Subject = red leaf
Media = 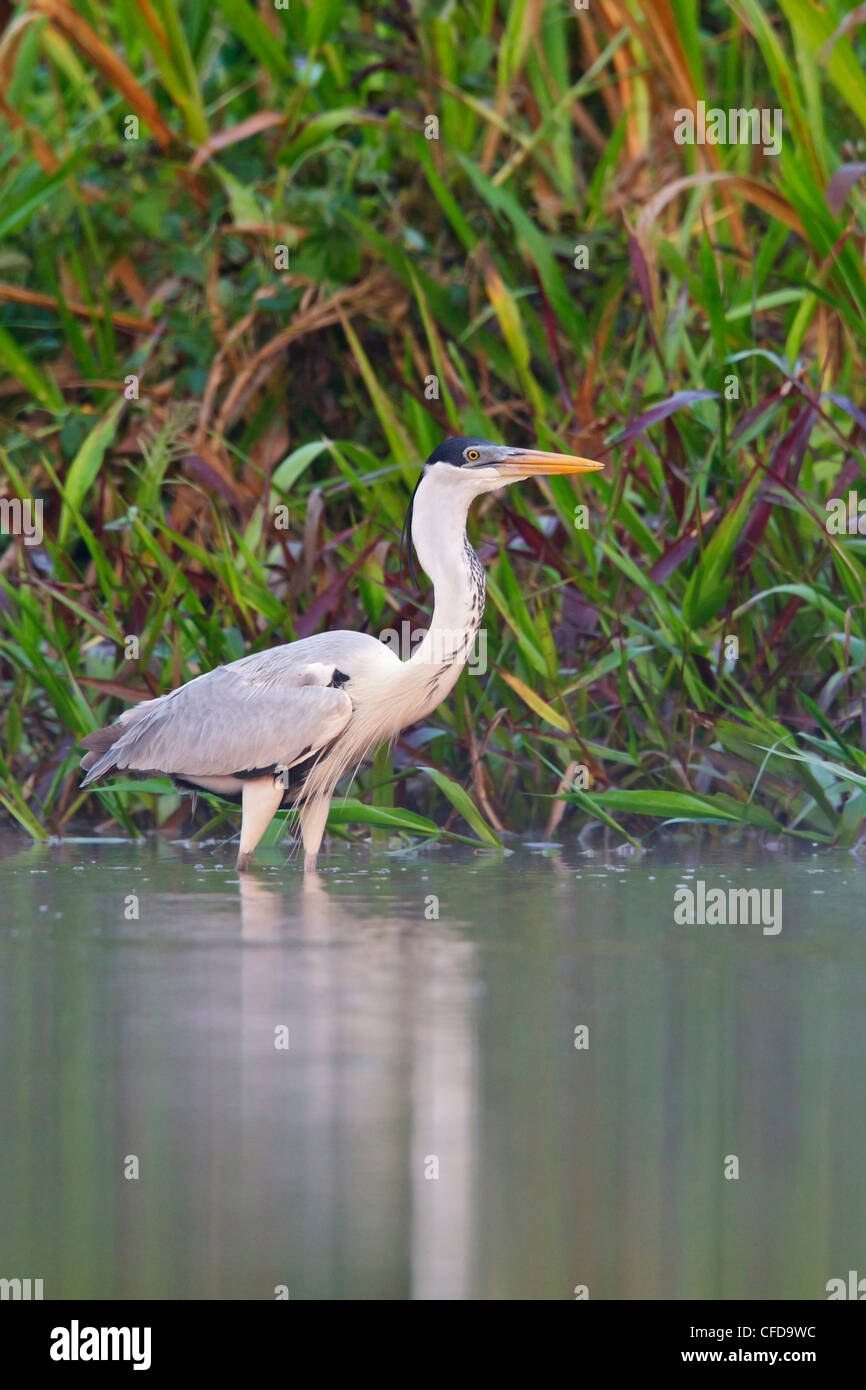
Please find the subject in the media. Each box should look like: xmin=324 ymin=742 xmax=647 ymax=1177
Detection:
xmin=616 ymin=390 xmax=718 ymax=446
xmin=190 ymin=112 xmax=286 ymax=171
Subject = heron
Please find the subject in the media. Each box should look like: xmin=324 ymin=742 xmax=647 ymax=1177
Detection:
xmin=80 ymin=437 xmax=603 ymax=871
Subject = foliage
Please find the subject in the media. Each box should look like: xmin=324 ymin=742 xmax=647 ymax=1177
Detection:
xmin=1 ymin=0 xmax=866 ymax=852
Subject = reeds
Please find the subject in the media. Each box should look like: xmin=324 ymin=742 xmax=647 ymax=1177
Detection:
xmin=1 ymin=1 xmax=865 ymax=850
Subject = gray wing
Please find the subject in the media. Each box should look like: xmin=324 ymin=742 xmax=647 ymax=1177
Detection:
xmin=80 ymin=659 xmax=352 ymax=784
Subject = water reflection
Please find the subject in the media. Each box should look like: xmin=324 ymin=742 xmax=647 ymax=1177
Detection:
xmin=0 ymin=834 xmax=863 ymax=1299
xmin=236 ymin=868 xmax=480 ymax=1299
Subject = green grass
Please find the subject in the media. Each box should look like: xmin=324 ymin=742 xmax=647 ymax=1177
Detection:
xmin=1 ymin=0 xmax=866 ymax=853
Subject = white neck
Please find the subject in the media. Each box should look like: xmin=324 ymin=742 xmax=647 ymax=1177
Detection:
xmin=400 ymin=469 xmax=486 ymax=715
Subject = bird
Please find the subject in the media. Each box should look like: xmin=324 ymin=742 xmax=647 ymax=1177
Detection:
xmin=80 ymin=437 xmax=603 ymax=872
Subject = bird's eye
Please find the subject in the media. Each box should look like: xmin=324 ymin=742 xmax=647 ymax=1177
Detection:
xmin=465 ymin=449 xmax=480 ymax=461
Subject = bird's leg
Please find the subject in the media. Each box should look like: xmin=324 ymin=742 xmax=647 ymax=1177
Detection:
xmin=237 ymin=776 xmax=285 ymax=872
xmin=299 ymin=796 xmax=331 ymax=873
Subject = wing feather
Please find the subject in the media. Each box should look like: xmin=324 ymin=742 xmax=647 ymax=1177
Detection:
xmin=80 ymin=661 xmax=352 ymax=784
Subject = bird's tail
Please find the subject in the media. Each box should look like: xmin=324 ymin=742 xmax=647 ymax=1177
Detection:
xmin=79 ymin=724 xmax=127 ymax=785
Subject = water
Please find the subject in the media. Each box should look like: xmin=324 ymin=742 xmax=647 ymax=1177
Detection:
xmin=0 ymin=831 xmax=863 ymax=1300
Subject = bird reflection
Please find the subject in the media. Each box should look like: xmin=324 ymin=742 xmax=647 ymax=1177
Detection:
xmin=234 ymin=861 xmax=479 ymax=1299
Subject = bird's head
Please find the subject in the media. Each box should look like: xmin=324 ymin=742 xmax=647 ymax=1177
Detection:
xmin=421 ymin=435 xmax=603 ymax=490
xmin=402 ymin=435 xmax=604 ymax=581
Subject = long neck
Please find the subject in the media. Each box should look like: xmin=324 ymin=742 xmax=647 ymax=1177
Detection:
xmin=401 ymin=475 xmax=486 ymax=715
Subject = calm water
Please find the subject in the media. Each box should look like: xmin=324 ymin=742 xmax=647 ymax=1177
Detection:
xmin=0 ymin=830 xmax=863 ymax=1300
